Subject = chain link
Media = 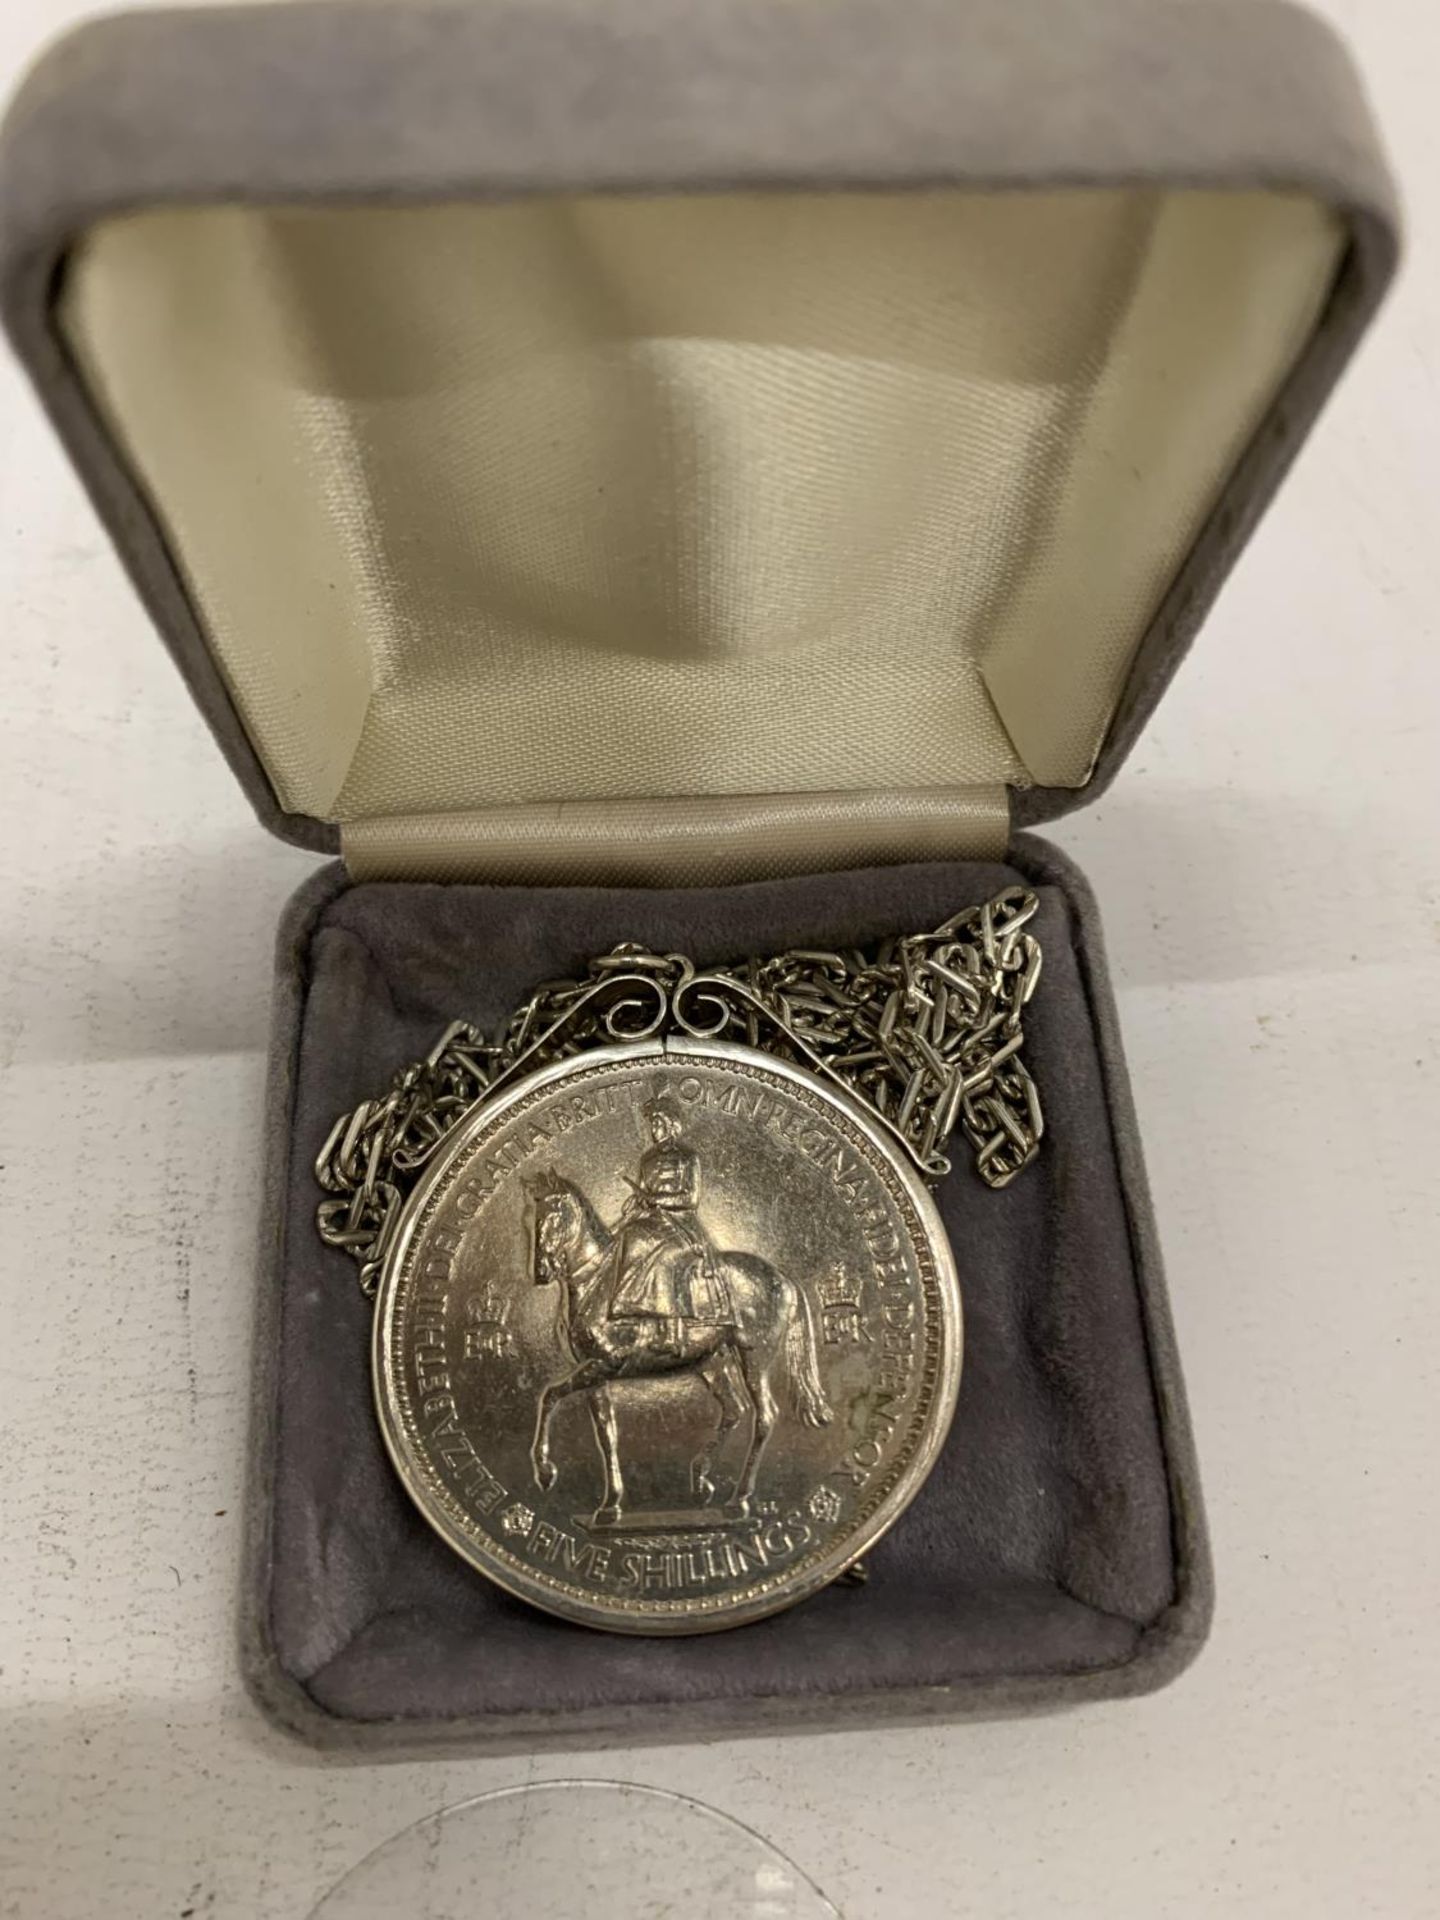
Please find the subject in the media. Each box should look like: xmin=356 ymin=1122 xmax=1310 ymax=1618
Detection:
xmin=316 ymin=887 xmax=1044 ymax=1295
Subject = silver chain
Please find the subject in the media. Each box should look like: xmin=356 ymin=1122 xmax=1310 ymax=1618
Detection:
xmin=316 ymin=887 xmax=1044 ymax=1296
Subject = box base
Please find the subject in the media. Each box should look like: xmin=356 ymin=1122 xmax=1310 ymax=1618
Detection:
xmin=243 ymin=836 xmax=1209 ymax=1750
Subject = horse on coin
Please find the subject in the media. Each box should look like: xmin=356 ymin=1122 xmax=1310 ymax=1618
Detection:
xmin=523 ymin=1168 xmax=832 ymax=1524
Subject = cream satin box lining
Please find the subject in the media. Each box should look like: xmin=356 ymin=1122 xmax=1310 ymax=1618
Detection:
xmin=57 ymin=186 xmax=1342 ymax=880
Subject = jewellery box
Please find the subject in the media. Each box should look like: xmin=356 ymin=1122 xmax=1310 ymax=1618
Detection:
xmin=0 ymin=0 xmax=1395 ymax=1750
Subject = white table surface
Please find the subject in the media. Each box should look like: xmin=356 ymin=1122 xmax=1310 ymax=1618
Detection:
xmin=2 ymin=2 xmax=1437 ymax=1915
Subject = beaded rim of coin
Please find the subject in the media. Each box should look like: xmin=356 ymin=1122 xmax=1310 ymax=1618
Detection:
xmin=371 ymin=1036 xmax=961 ymax=1634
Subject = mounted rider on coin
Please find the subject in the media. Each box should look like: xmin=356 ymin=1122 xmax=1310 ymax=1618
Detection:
xmin=606 ymin=1086 xmax=735 ymax=1357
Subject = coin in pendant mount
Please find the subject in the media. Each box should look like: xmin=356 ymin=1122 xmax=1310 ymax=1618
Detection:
xmin=372 ymin=1037 xmax=961 ymax=1633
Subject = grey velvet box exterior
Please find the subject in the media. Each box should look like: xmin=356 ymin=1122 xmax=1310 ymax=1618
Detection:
xmin=0 ymin=0 xmax=1397 ymax=1751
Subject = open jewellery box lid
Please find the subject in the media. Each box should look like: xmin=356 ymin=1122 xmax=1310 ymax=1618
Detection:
xmin=0 ymin=0 xmax=1397 ymax=886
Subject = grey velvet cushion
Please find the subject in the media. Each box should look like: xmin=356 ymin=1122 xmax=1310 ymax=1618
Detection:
xmin=248 ymin=836 xmax=1205 ymax=1743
